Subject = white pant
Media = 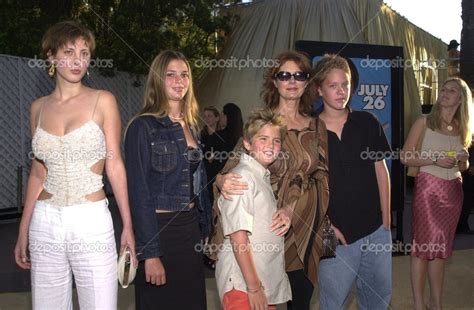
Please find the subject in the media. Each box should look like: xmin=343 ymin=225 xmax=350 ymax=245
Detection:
xmin=29 ymin=199 xmax=118 ymax=310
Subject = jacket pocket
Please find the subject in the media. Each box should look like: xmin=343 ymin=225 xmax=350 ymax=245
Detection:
xmin=151 ymin=141 xmax=178 ymax=172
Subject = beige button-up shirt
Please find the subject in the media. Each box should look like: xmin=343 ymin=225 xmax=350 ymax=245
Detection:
xmin=215 ymin=153 xmax=291 ymax=304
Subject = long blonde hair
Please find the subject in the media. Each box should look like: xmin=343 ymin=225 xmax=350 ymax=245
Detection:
xmin=133 ymin=50 xmax=199 ymax=130
xmin=427 ymin=77 xmax=472 ymax=147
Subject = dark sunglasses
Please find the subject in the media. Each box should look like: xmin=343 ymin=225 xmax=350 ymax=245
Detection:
xmin=274 ymin=71 xmax=309 ymax=81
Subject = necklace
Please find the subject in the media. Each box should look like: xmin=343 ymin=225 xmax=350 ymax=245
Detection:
xmin=441 ymin=118 xmax=453 ymax=131
xmin=169 ymin=113 xmax=184 ymax=120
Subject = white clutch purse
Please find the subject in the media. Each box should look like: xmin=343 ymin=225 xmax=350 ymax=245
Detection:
xmin=117 ymin=247 xmax=137 ymax=288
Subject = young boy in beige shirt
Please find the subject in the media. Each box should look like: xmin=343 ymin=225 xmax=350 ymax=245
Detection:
xmin=215 ymin=109 xmax=292 ymax=310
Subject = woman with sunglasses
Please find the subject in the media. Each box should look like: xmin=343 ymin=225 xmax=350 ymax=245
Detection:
xmin=214 ymin=50 xmax=329 ymax=310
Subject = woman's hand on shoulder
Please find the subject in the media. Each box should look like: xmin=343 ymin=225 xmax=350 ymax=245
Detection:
xmin=216 ymin=172 xmax=248 ymax=200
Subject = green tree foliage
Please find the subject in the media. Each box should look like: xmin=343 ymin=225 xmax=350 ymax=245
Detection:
xmin=0 ymin=0 xmax=231 ymax=75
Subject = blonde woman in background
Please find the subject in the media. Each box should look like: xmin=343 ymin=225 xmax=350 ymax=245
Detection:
xmin=402 ymin=77 xmax=472 ymax=310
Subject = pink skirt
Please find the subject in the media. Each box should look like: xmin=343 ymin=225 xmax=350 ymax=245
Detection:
xmin=411 ymin=172 xmax=463 ymax=259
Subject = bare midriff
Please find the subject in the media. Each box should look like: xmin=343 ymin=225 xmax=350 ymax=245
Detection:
xmin=37 ymin=188 xmax=106 ymax=202
xmin=155 ymin=202 xmax=195 ymax=213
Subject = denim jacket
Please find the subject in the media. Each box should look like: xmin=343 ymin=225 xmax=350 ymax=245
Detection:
xmin=124 ymin=115 xmax=212 ymax=261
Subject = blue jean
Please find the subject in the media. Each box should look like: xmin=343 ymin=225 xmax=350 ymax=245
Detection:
xmin=319 ymin=225 xmax=392 ymax=310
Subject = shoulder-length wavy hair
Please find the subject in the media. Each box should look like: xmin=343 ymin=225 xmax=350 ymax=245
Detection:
xmin=427 ymin=77 xmax=472 ymax=147
xmin=135 ymin=50 xmax=199 ymax=130
xmin=261 ymin=50 xmax=316 ymax=116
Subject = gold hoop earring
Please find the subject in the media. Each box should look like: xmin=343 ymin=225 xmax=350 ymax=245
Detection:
xmin=48 ymin=64 xmax=55 ymax=77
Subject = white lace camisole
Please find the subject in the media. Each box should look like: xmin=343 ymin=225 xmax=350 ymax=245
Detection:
xmin=32 ymin=92 xmax=106 ymax=206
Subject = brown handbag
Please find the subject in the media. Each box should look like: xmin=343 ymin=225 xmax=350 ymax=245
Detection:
xmin=407 ymin=119 xmax=427 ymax=177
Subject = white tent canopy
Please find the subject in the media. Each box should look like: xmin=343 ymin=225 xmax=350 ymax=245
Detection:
xmin=195 ymin=0 xmax=448 ymax=134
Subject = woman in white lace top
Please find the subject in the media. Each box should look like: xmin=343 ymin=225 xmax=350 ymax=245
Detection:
xmin=14 ymin=20 xmax=135 ymax=309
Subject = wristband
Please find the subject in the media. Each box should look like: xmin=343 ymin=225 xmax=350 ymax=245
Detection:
xmin=247 ymin=282 xmax=264 ymax=294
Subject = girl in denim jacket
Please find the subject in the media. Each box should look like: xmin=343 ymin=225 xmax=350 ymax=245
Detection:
xmin=125 ymin=50 xmax=210 ymax=310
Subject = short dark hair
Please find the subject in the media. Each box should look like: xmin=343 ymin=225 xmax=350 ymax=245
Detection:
xmin=41 ymin=20 xmax=96 ymax=58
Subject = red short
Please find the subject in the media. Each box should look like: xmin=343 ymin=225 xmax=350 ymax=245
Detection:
xmin=222 ymin=289 xmax=277 ymax=310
